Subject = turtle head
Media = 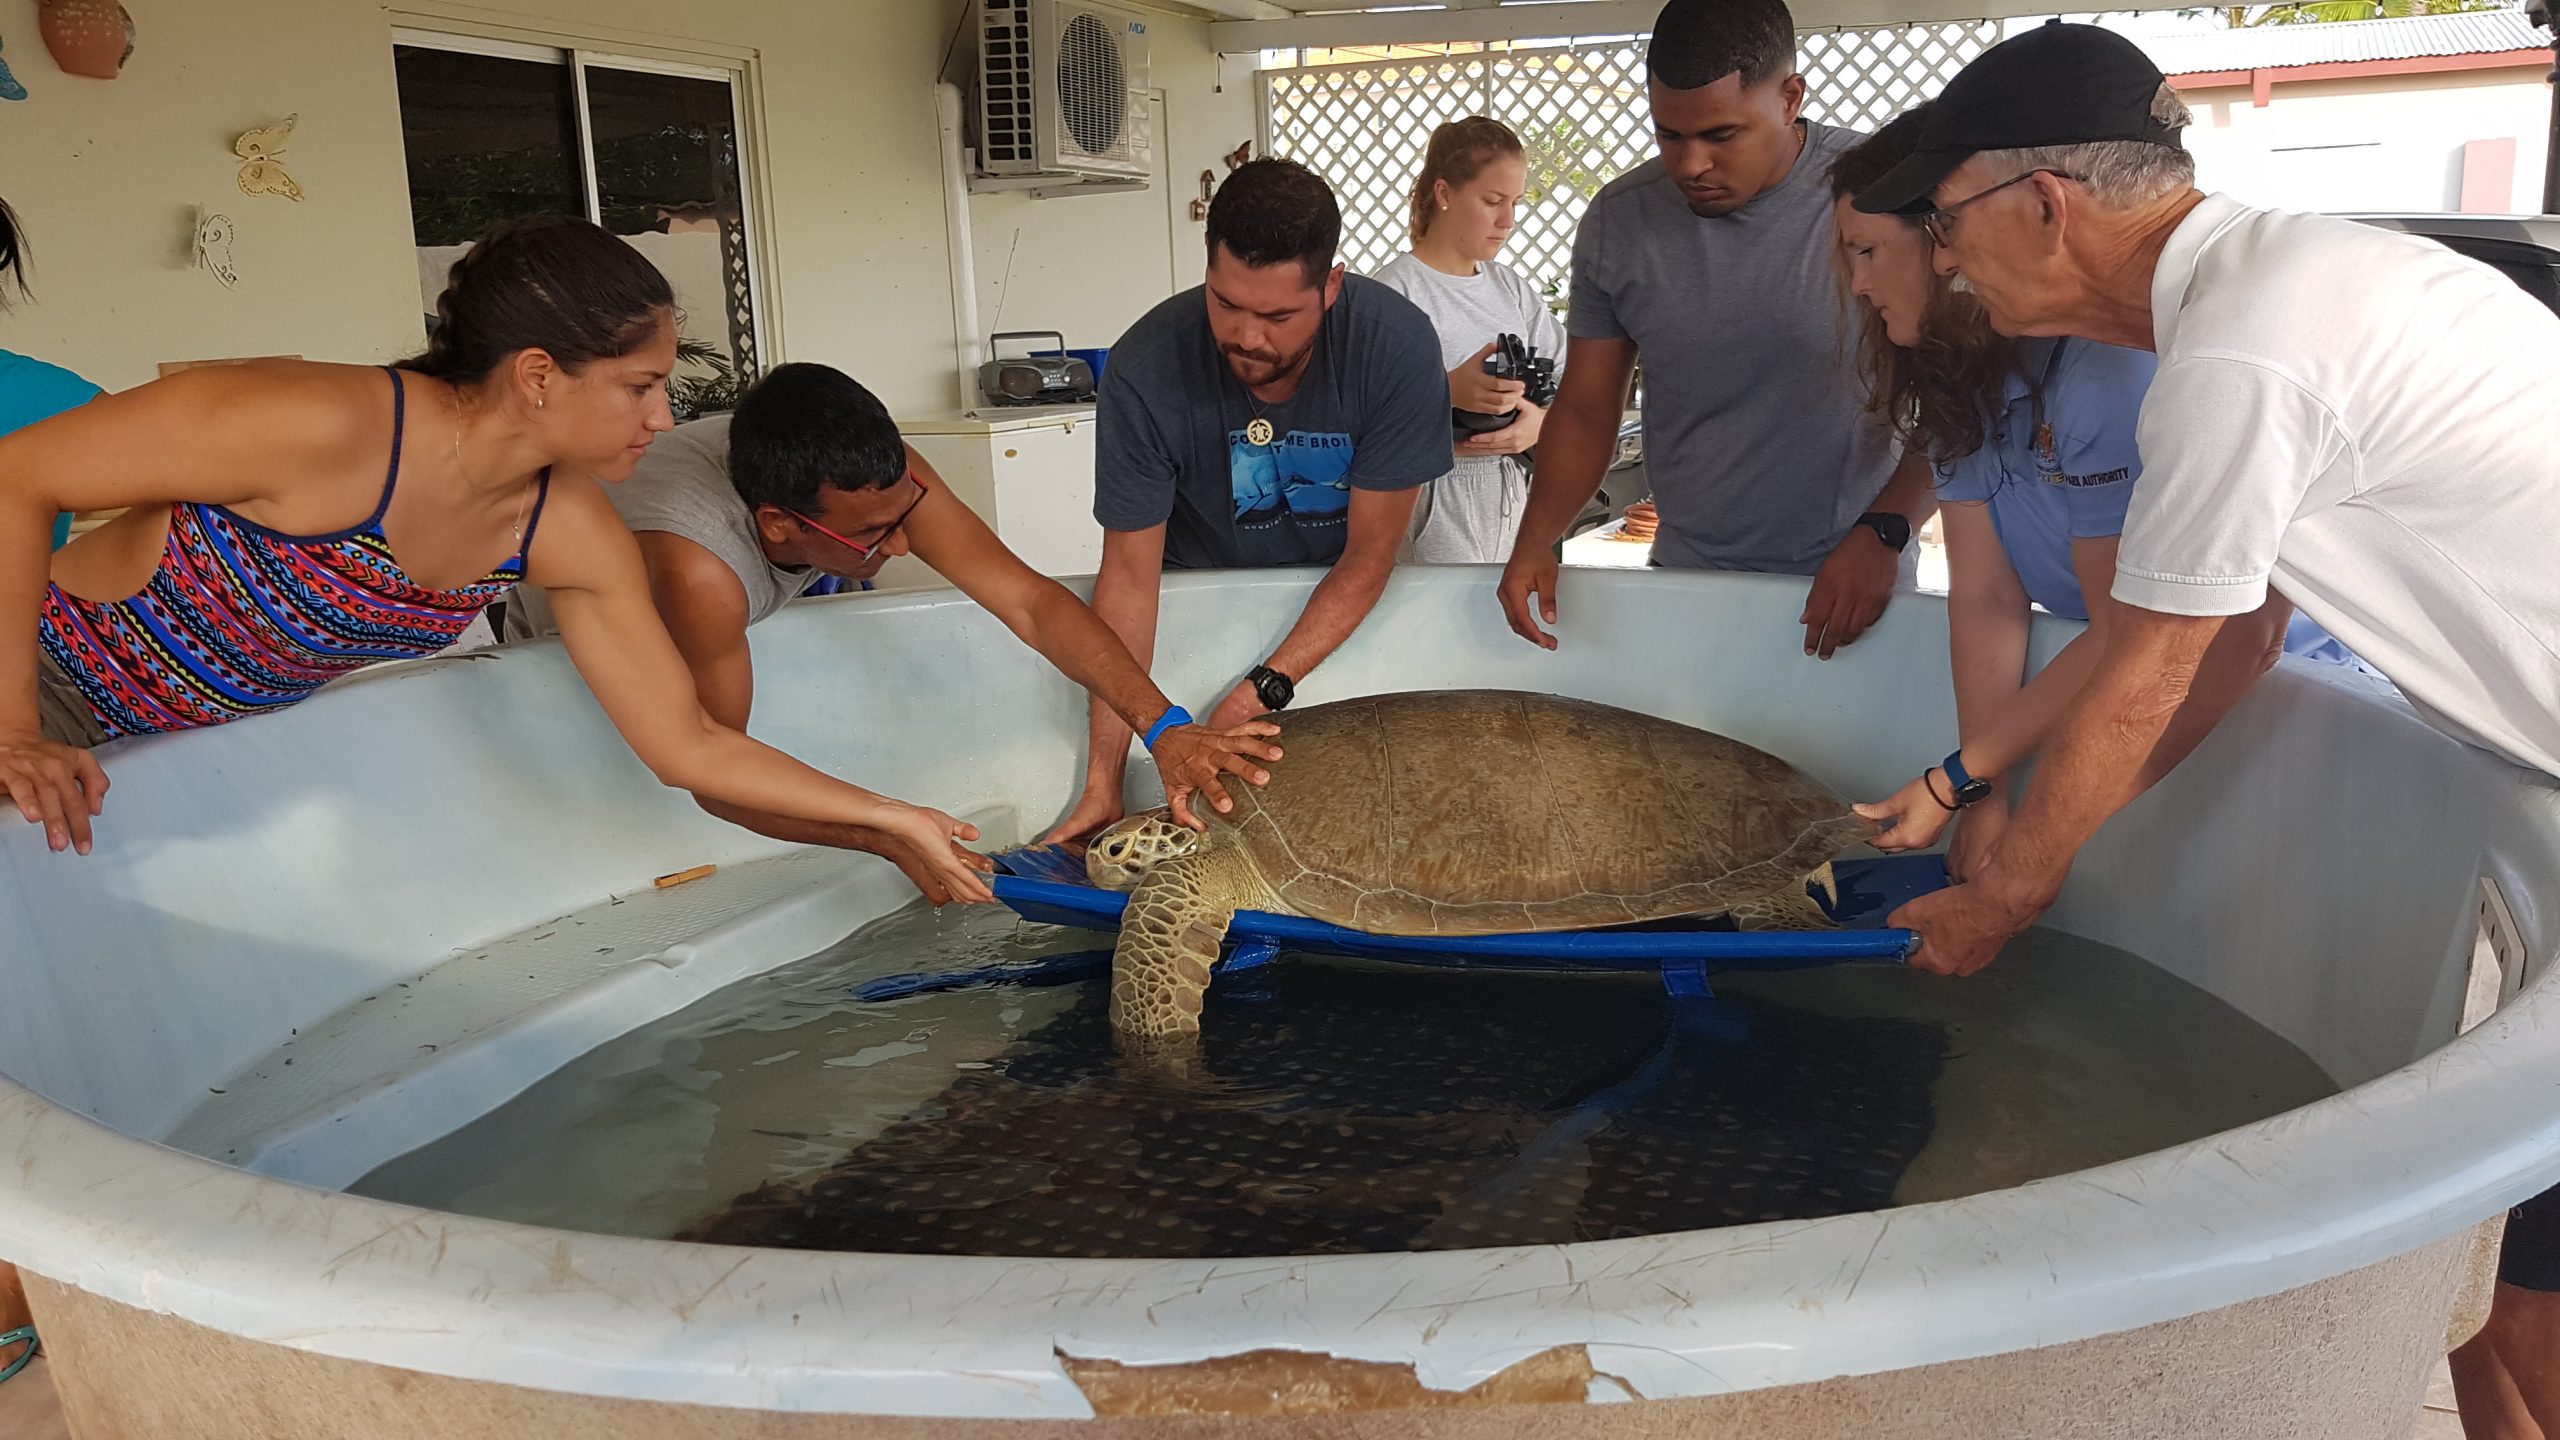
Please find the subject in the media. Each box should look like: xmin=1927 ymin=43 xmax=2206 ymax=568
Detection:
xmin=1085 ymin=810 xmax=1200 ymax=891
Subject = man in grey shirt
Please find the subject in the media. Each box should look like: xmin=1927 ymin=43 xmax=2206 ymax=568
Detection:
xmin=1497 ymin=0 xmax=1936 ymax=658
xmin=504 ymin=364 xmax=1279 ymax=899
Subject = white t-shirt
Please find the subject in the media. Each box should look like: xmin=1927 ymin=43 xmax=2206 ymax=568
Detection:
xmin=1371 ymin=253 xmax=1567 ymax=564
xmin=2115 ymin=194 xmax=2560 ymax=777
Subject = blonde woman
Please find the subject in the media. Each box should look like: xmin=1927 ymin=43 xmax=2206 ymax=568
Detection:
xmin=1374 ymin=116 xmax=1566 ymax=563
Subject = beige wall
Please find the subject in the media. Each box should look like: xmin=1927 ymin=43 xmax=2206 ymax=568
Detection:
xmin=2177 ymin=65 xmax=2553 ymax=216
xmin=0 ymin=0 xmax=1250 ymax=416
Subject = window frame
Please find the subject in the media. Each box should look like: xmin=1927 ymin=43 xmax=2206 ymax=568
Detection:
xmin=388 ymin=20 xmax=780 ymax=371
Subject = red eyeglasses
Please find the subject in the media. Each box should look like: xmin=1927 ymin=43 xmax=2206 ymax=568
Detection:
xmin=794 ymin=477 xmax=927 ymax=559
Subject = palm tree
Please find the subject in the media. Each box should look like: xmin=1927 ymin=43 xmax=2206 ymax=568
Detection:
xmin=2217 ymin=0 xmax=2504 ymax=26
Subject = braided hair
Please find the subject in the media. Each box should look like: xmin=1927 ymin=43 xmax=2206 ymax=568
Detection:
xmin=404 ymin=215 xmax=673 ymax=383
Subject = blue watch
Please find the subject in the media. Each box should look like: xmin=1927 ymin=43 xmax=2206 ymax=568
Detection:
xmin=1141 ymin=706 xmax=1193 ymax=752
xmin=1940 ymin=749 xmax=1994 ymax=808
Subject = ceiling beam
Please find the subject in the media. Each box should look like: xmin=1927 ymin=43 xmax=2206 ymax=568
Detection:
xmin=1211 ymin=1 xmax=1661 ymax=54
xmin=1210 ymin=0 xmax=2201 ymax=55
xmin=1158 ymin=0 xmax=1294 ymax=21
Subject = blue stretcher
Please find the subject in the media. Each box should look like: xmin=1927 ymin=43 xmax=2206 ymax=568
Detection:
xmin=851 ymin=847 xmax=1943 ymax=1005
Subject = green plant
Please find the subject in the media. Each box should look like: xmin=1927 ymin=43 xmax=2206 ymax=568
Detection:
xmin=670 ymin=336 xmax=747 ymax=422
xmin=1517 ymin=117 xmax=1623 ymax=206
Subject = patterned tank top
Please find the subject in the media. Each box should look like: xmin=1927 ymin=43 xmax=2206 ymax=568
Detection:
xmin=36 ymin=368 xmax=549 ymax=740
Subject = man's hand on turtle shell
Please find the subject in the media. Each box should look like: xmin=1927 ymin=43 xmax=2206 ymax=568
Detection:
xmin=1150 ymin=720 xmax=1281 ymax=831
xmin=1206 ymin=680 xmax=1268 ymax=732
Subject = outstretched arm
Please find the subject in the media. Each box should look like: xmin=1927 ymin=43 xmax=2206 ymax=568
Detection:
xmin=1048 ymin=523 xmax=1168 ymax=843
xmin=901 ymin=455 xmax=1279 ymax=830
xmin=1889 ymin=593 xmax=2291 ymax=974
xmin=532 ymin=481 xmax=992 ymax=903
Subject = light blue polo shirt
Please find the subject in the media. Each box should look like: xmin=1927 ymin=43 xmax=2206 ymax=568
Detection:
xmin=1935 ymin=337 xmax=2150 ymax=623
xmin=1936 ymin=336 xmax=2375 ymax=672
xmin=0 ymin=349 xmax=104 ymax=550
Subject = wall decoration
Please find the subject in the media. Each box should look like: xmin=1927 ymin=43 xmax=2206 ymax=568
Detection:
xmin=192 ymin=209 xmax=238 ymax=289
xmin=1189 ymin=143 xmax=1258 ymax=222
xmin=234 ymin=116 xmax=304 ymax=202
xmin=37 ymin=0 xmax=133 ymax=81
xmin=0 ymin=35 xmax=28 ymax=100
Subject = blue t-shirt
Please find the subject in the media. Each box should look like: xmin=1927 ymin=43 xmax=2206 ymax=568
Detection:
xmin=0 ymin=349 xmax=104 ymax=550
xmin=1935 ymin=338 xmax=2152 ymax=623
xmin=1093 ymin=275 xmax=1452 ymax=570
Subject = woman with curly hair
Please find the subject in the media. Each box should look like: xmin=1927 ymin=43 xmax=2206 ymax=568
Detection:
xmin=1828 ymin=108 xmax=2161 ymax=879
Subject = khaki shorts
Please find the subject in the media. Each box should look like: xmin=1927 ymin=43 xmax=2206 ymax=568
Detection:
xmin=35 ymin=648 xmax=107 ymax=750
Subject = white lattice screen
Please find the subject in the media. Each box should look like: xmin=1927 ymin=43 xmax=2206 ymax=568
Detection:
xmin=1262 ymin=22 xmax=2001 ymax=297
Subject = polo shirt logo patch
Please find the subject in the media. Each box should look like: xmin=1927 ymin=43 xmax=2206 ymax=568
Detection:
xmin=2059 ymin=467 xmax=2131 ymax=489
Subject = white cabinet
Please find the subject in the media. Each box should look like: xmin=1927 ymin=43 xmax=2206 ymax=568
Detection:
xmin=879 ymin=405 xmax=1104 ymax=591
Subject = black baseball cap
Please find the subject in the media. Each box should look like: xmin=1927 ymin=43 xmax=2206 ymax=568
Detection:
xmin=1853 ymin=21 xmax=2180 ymax=216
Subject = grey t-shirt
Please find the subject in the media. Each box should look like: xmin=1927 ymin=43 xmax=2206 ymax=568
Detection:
xmin=1371 ymin=253 xmax=1568 ymax=565
xmin=502 ymin=414 xmax=816 ymax=640
xmin=1093 ymin=275 xmax=1453 ymax=570
xmin=1570 ymin=123 xmax=1897 ymax=575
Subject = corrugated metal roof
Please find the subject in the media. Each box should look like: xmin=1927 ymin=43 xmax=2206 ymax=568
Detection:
xmin=2138 ymin=9 xmax=2553 ymax=77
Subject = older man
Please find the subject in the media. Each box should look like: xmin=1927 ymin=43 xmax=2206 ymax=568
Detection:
xmin=1855 ymin=22 xmax=2560 ymax=1432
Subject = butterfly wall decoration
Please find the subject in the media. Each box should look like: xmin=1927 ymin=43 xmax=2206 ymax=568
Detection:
xmin=0 ymin=34 xmax=27 ymax=100
xmin=235 ymin=115 xmax=304 ymax=202
xmin=193 ymin=209 xmax=239 ymax=289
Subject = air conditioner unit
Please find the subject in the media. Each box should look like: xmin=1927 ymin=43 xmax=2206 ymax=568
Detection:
xmin=976 ymin=0 xmax=1153 ymax=183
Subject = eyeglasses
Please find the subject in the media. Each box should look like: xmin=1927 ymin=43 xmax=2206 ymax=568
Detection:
xmin=794 ymin=476 xmax=927 ymax=560
xmin=1920 ymin=169 xmax=2080 ymax=249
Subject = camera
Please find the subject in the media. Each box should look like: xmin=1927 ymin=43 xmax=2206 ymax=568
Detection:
xmin=1453 ymin=333 xmax=1560 ymax=437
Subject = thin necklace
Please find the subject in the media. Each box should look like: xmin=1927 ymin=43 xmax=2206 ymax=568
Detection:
xmin=450 ymin=390 xmax=536 ymax=546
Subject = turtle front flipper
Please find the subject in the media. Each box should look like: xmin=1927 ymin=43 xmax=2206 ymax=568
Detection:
xmin=1109 ymin=856 xmax=1241 ymax=1059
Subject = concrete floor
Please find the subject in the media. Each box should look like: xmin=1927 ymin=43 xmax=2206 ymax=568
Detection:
xmin=0 ymin=1345 xmax=2477 ymax=1438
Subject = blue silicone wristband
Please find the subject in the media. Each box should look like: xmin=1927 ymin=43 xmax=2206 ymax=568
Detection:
xmin=1142 ymin=706 xmax=1193 ymax=752
xmin=1942 ymin=748 xmax=1978 ymax=793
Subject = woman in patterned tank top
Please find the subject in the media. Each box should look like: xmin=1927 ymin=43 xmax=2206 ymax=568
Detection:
xmin=0 ymin=217 xmax=991 ymax=904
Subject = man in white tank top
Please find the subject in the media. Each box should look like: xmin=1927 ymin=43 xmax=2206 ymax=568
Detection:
xmin=503 ymin=364 xmax=1281 ymax=899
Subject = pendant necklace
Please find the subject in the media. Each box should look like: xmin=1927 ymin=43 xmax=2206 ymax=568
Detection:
xmin=1242 ymin=383 xmax=1276 ymax=448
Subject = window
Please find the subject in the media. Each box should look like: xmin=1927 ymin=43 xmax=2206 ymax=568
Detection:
xmin=392 ymin=32 xmax=763 ymax=419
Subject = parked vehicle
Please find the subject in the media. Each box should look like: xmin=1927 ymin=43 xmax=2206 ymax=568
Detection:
xmin=2342 ymin=213 xmax=2560 ymax=316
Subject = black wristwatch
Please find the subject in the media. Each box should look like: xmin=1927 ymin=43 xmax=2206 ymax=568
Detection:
xmin=1855 ymin=511 xmax=1913 ymax=553
xmin=1247 ymin=663 xmax=1296 ymax=712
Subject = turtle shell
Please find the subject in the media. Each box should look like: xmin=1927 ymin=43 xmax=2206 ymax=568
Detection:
xmin=1208 ymin=690 xmax=1876 ymax=935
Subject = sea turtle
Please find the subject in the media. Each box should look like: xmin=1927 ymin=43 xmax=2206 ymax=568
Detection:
xmin=1086 ymin=689 xmax=1878 ymax=1055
